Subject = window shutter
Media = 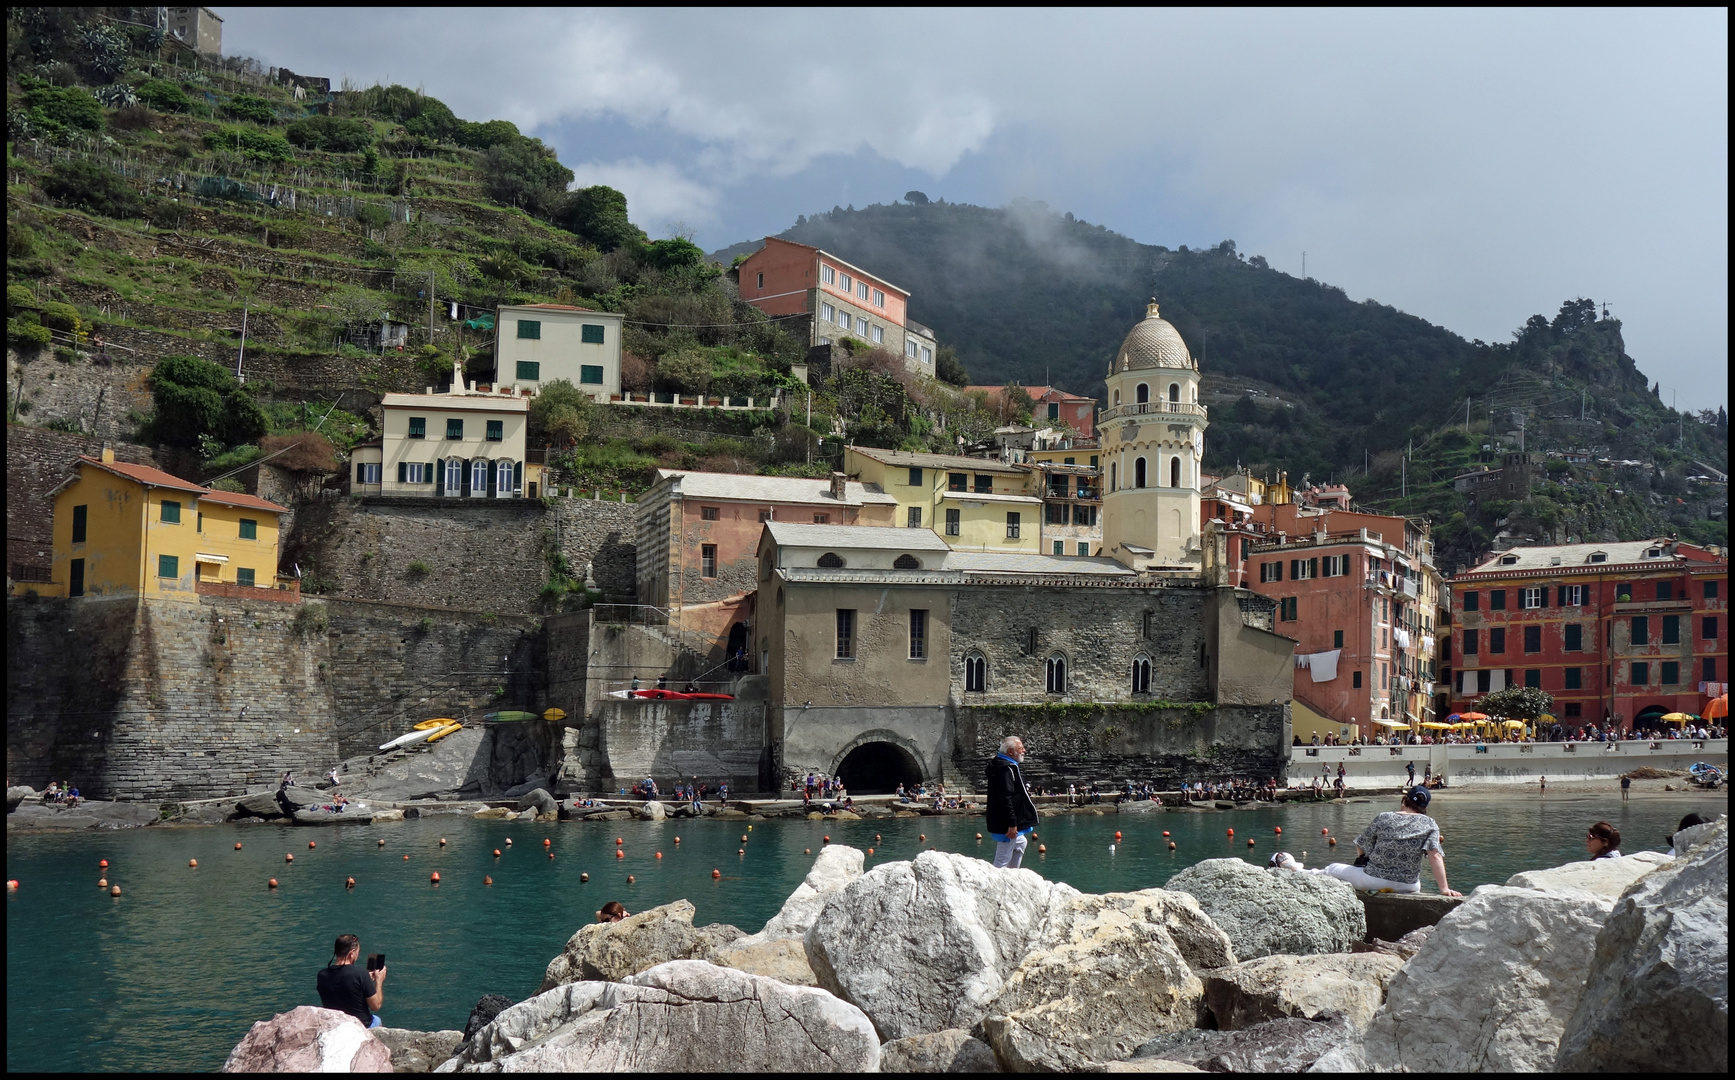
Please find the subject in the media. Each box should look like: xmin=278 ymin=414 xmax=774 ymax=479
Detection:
xmin=1290 ymin=559 xmax=1299 ymax=580
xmin=1556 ymin=585 xmax=1566 ymax=606
xmin=1538 ymin=587 xmax=1548 ymax=608
xmin=397 ymin=461 xmax=407 ymax=483
xmin=513 ymin=462 xmax=523 ymax=490
xmin=1309 ymin=557 xmax=1318 ymax=579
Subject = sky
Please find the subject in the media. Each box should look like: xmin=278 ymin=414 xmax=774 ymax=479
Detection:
xmin=225 ymin=8 xmax=1729 ymax=410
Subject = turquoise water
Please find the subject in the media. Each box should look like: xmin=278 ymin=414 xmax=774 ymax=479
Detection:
xmin=5 ymin=793 xmax=1716 ymax=1072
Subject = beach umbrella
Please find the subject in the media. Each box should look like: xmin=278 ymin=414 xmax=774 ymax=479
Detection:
xmin=1460 ymin=711 xmax=1489 ymax=721
xmin=1661 ymin=712 xmax=1699 ymax=724
xmin=1703 ymin=695 xmax=1727 ymax=720
xmin=1420 ymin=722 xmax=1453 ymax=730
xmin=1374 ymin=719 xmax=1410 ymax=728
xmin=1446 ymin=713 xmax=1463 ymax=722
xmin=1501 ymin=719 xmax=1527 ymax=728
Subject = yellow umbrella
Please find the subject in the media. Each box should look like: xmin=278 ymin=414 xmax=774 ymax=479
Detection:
xmin=1501 ymin=719 xmax=1527 ymax=728
xmin=1420 ymin=722 xmax=1453 ymax=730
xmin=1373 ymin=719 xmax=1410 ymax=728
xmin=1662 ymin=712 xmax=1698 ymax=724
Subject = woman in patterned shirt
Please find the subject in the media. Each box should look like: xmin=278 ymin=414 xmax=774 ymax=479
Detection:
xmin=1272 ymin=786 xmax=1462 ymax=896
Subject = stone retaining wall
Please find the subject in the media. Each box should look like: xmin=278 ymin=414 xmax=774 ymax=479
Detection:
xmin=6 ymin=424 xmax=159 ymax=575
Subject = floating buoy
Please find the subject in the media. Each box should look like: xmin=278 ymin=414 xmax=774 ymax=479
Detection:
xmin=867 ymin=848 xmax=874 ymax=855
xmin=1109 ymin=844 xmax=1116 ymax=854
xmin=1247 ymin=839 xmax=1256 ymax=847
xmin=976 ymin=833 xmax=983 ymax=840
xmin=7 ymin=880 xmax=18 ymax=891
xmin=285 ymin=853 xmax=294 ymax=863
xmin=1227 ymin=829 xmax=1234 ymax=837
xmin=548 ymin=851 xmax=555 ymax=860
xmin=919 ymin=834 xmax=927 ymax=842
xmin=379 ymin=839 xmax=386 ymax=847
xmin=189 ymin=859 xmax=198 ymax=868
xmin=711 ymin=868 xmax=723 ymax=879
xmin=110 ymin=885 xmax=122 ymax=897
xmin=494 ymin=849 xmax=502 ymax=857
xmin=615 ymin=849 xmax=624 ymax=859
xmin=440 ymin=838 xmax=447 ymax=846
xmin=1038 ymin=844 xmax=1047 ymax=854
xmin=1322 ymin=828 xmax=1330 ymax=835
xmin=1328 ymin=837 xmax=1337 ymax=846
xmin=430 ymin=872 xmax=440 ymax=884
xmin=616 ymin=838 xmax=624 ymax=846
xmin=747 ymin=826 xmax=753 ymax=831
xmin=627 ymin=874 xmax=635 ymax=884
xmin=655 ymin=852 xmax=662 ymax=859
xmin=741 ymin=835 xmax=748 ymax=843
xmin=484 ymin=875 xmax=493 ymax=886
xmin=98 ymin=878 xmax=107 ymax=888
xmin=805 ymin=848 xmax=812 ymax=855
xmin=235 ymin=843 xmax=243 ymax=850
xmin=674 ymin=836 xmax=681 ymax=844
xmin=100 ymin=859 xmax=109 ymax=869
xmin=1274 ymin=827 xmax=1282 ymax=835
xmin=403 ymin=855 xmax=410 ymax=860
xmin=823 ymin=835 xmax=831 ymax=844
xmin=738 ymin=848 xmax=745 ymax=855
xmin=268 ymin=878 xmax=278 ymax=888
xmin=1115 ymin=831 xmax=1122 ymax=840
xmin=580 ymin=872 xmax=589 ymax=882
xmin=1168 ymin=842 xmax=1177 ymax=850
xmin=346 ymin=877 xmax=355 ymax=888
xmin=505 ymin=839 xmax=513 ymax=846
xmin=308 ymin=841 xmax=316 ymax=849
xmin=544 ymin=838 xmax=551 ymax=848
xmin=1163 ymin=831 xmax=1171 ymax=837
xmin=875 ymin=835 xmax=882 ymax=842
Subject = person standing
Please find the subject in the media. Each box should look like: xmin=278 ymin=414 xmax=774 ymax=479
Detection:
xmin=1620 ymin=774 xmax=1631 ymax=801
xmin=317 ymin=934 xmax=386 ymax=1028
xmin=1406 ymin=760 xmax=1416 ymax=786
xmin=985 ymin=736 xmax=1038 ymax=869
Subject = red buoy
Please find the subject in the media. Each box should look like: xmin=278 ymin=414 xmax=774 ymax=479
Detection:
xmin=189 ymin=859 xmax=198 ymax=868
xmin=268 ymin=878 xmax=278 ymax=888
xmin=655 ymin=852 xmax=662 ymax=859
xmin=867 ymin=848 xmax=874 ymax=855
xmin=235 ymin=843 xmax=243 ymax=850
xmin=308 ymin=841 xmax=316 ymax=849
xmin=1329 ymin=837 xmax=1337 ymax=846
xmin=494 ymin=849 xmax=502 ymax=857
xmin=1322 ymin=828 xmax=1330 ymax=835
xmin=1114 ymin=831 xmax=1122 ymax=840
xmin=484 ymin=875 xmax=493 ymax=886
xmin=1247 ymin=839 xmax=1256 ymax=847
xmin=1275 ymin=827 xmax=1282 ymax=835
xmin=99 ymin=859 xmax=109 ymax=869
xmin=430 ymin=871 xmax=440 ymax=884
xmin=712 ymin=869 xmax=721 ymax=878
xmin=823 ymin=835 xmax=831 ymax=843
xmin=544 ymin=838 xmax=551 ymax=848
xmin=874 ymin=834 xmax=882 ymax=842
xmin=9 ymin=879 xmax=20 ymax=891
xmin=617 ymin=838 xmax=624 ymax=845
xmin=1163 ymin=831 xmax=1171 ymax=837
xmin=615 ymin=849 xmax=624 ymax=859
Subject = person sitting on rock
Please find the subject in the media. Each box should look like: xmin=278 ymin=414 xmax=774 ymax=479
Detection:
xmin=597 ymin=901 xmax=628 ymax=923
xmin=1585 ymin=821 xmax=1622 ymax=860
xmin=317 ymin=934 xmax=386 ymax=1029
xmin=1272 ymin=785 xmax=1461 ymax=897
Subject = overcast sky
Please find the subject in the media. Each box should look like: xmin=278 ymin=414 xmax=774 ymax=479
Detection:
xmin=225 ymin=8 xmax=1728 ymax=410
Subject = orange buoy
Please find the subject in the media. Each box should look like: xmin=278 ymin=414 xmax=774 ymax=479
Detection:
xmin=484 ymin=875 xmax=493 ymax=886
xmin=580 ymin=872 xmax=589 ymax=882
xmin=308 ymin=841 xmax=316 ymax=849
xmin=674 ymin=836 xmax=681 ymax=844
xmin=1275 ymin=826 xmax=1283 ymax=835
xmin=1227 ymin=829 xmax=1234 ymax=837
xmin=1322 ymin=828 xmax=1330 ymax=835
xmin=544 ymin=838 xmax=552 ymax=847
xmin=110 ymin=885 xmax=122 ymax=897
xmin=346 ymin=877 xmax=355 ymax=888
xmin=805 ymin=848 xmax=812 ymax=855
xmin=189 ymin=859 xmax=198 ymax=868
xmin=867 ymin=848 xmax=874 ymax=855
xmin=268 ymin=878 xmax=278 ymax=888
xmin=403 ymin=855 xmax=410 ymax=861
xmin=655 ymin=852 xmax=663 ymax=859
xmin=1247 ymin=839 xmax=1256 ymax=847
xmin=98 ymin=878 xmax=107 ymax=888
xmin=712 ymin=868 xmax=721 ymax=878
xmin=1163 ymin=830 xmax=1171 ymax=837
xmin=440 ymin=838 xmax=447 ymax=846
xmin=823 ymin=835 xmax=831 ymax=843
xmin=616 ymin=838 xmax=624 ymax=845
xmin=615 ymin=849 xmax=624 ymax=859
xmin=494 ymin=849 xmax=502 ymax=857
xmin=430 ymin=871 xmax=440 ymax=883
xmin=1115 ymin=831 xmax=1123 ymax=840
xmin=285 ymin=853 xmax=294 ymax=863
xmin=627 ymin=875 xmax=635 ymax=884
xmin=100 ymin=859 xmax=109 ymax=869
xmin=1038 ymin=844 xmax=1047 ymax=853
xmin=235 ymin=843 xmax=243 ymax=850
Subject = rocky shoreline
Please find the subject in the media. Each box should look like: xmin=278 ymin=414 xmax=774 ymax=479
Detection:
xmin=221 ymin=817 xmax=1727 ymax=1073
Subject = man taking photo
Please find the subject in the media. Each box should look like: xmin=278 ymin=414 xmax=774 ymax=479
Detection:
xmin=317 ymin=934 xmax=386 ymax=1028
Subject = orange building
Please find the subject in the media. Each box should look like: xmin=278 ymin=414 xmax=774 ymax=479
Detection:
xmin=735 ymin=237 xmax=937 ymax=374
xmin=966 ymin=385 xmax=1097 ymax=439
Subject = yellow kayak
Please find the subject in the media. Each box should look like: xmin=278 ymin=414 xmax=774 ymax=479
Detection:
xmin=414 ymin=718 xmax=454 ymax=731
xmin=425 ymin=722 xmax=462 ymax=743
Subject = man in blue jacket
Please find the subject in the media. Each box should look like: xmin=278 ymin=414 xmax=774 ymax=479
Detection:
xmin=985 ymin=735 xmax=1039 ymax=868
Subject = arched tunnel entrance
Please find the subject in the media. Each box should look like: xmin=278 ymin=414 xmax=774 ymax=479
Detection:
xmin=836 ymin=741 xmax=924 ymax=795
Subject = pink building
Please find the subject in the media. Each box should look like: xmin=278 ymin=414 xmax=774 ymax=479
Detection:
xmin=736 ymin=237 xmax=937 ymax=374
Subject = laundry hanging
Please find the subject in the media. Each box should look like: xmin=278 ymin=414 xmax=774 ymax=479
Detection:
xmin=1308 ymin=649 xmax=1341 ymax=683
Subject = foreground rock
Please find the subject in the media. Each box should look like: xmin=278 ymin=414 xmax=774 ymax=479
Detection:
xmin=538 ymin=900 xmax=743 ymax=990
xmin=1201 ymin=952 xmax=1403 ymax=1032
xmin=749 ymin=845 xmax=864 ymax=942
xmin=374 ymin=1028 xmax=463 ymax=1073
xmin=7 ymin=785 xmax=36 ymax=812
xmin=804 ymin=850 xmax=1078 ymax=1040
xmin=439 ymin=960 xmax=878 ymax=1071
xmin=1137 ymin=1014 xmax=1365 ymax=1072
xmin=223 ymin=1005 xmax=392 ymax=1072
xmin=707 ymin=937 xmax=817 ymax=986
xmin=1164 ymin=859 xmax=1364 ymax=959
xmin=1556 ymin=818 xmax=1729 ymax=1072
xmin=462 ymin=995 xmax=514 ymax=1042
xmin=1504 ymin=849 xmax=1670 ymax=897
xmin=234 ymin=791 xmax=288 ymax=819
xmin=880 ymin=1029 xmax=1001 ymax=1073
xmin=982 ymin=889 xmax=1231 ymax=1071
xmin=1351 ymin=925 xmax=1433 ymax=962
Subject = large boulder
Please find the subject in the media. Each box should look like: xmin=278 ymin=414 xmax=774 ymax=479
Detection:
xmin=634 ymin=800 xmax=667 ymax=821
xmin=277 ymin=787 xmax=327 ymax=811
xmin=981 ymin=889 xmax=1228 ymax=1071
xmin=1163 ymin=859 xmax=1364 ymax=959
xmin=223 ymin=1005 xmax=392 ymax=1072
xmin=501 ymin=775 xmax=554 ymax=800
xmin=234 ymin=792 xmax=287 ymax=819
xmin=1504 ymin=850 xmax=1670 ymax=897
xmin=708 ymin=938 xmax=817 ymax=986
xmin=881 ymin=1029 xmax=1001 ymax=1073
xmin=373 ymin=1028 xmax=462 ymax=1073
xmin=749 ymin=844 xmax=865 ymax=943
xmin=804 ymin=850 xmax=1079 ymax=1041
xmin=1201 ymin=952 xmax=1404 ymax=1032
xmin=7 ymin=785 xmax=37 ymax=812
xmin=438 ymin=960 xmax=878 ymax=1072
xmin=461 ymin=994 xmax=514 ymax=1042
xmin=538 ymin=900 xmax=741 ymax=990
xmin=514 ymin=788 xmax=558 ymax=818
xmin=1141 ymin=1014 xmax=1366 ymax=1072
xmin=1556 ymin=818 xmax=1728 ymax=1073
xmin=1363 ymin=879 xmax=1627 ymax=1072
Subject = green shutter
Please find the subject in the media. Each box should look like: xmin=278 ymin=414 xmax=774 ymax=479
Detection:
xmin=513 ymin=462 xmax=523 ymax=490
xmin=239 ymin=518 xmax=257 ymax=540
xmin=487 ymin=420 xmax=503 ymax=441
xmin=447 ymin=418 xmax=464 ymax=439
xmin=581 ymin=323 xmax=605 ymax=344
xmin=516 ymin=360 xmax=540 ymax=381
xmin=236 ymin=567 xmax=255 ymax=587
xmin=161 ymin=500 xmax=181 ymax=523
xmin=158 ymin=554 xmax=178 ymax=578
xmin=516 ymin=319 xmax=541 ymax=339
xmin=409 ymin=416 xmax=425 ymax=438
xmin=398 ymin=461 xmax=407 ymax=483
xmin=580 ymin=365 xmax=603 ymax=384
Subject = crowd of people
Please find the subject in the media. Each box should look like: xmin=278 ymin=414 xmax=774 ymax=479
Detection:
xmin=626 ymin=776 xmax=730 ymax=808
xmin=40 ymin=781 xmax=81 ymax=806
xmin=1299 ymin=721 xmax=1726 ymax=747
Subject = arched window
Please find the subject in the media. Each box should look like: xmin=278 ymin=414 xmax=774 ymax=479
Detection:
xmin=443 ymin=458 xmax=463 ymax=495
xmin=1134 ymin=457 xmax=1147 ymax=488
xmin=1131 ymin=655 xmax=1152 ymax=694
xmin=1045 ymin=655 xmax=1067 ymax=694
xmin=817 ymin=552 xmax=845 ymax=568
xmin=471 ymin=457 xmax=489 ymax=497
xmin=1170 ymin=457 xmax=1181 ymax=488
xmin=893 ymin=554 xmax=921 ymax=570
xmin=965 ymin=653 xmax=987 ymax=693
xmin=496 ymin=458 xmax=515 ymax=497
xmin=1113 ymin=388 xmax=1121 ymax=405
xmin=1169 ymin=383 xmax=1180 ymax=403
xmin=1136 ymin=383 xmax=1149 ymax=404
xmin=1109 ymin=462 xmax=1117 ymax=491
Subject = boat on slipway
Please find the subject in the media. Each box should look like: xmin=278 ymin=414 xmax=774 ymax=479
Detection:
xmin=378 ymin=718 xmax=458 ymax=752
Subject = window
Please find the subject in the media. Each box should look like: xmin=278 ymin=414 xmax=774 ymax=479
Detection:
xmin=71 ymin=505 xmax=88 ymax=543
xmin=1631 ymin=616 xmax=1649 ymax=646
xmin=908 ymin=466 xmax=924 ymax=487
xmin=357 ymin=462 xmax=381 ymax=485
xmin=1489 ymin=589 xmax=1506 ymax=611
xmin=1382 ymin=663 xmax=1390 ymax=689
xmin=472 ymin=458 xmax=489 ymax=493
xmin=1169 ymin=383 xmax=1180 ymax=402
xmin=700 ymin=544 xmax=717 ymax=578
xmin=1045 ymin=655 xmax=1067 ymax=693
xmin=1073 ymin=505 xmax=1097 ymax=527
xmin=813 ymin=513 xmax=829 ymax=524
xmin=822 ymin=265 xmax=835 ymax=285
xmin=821 ymin=303 xmax=836 ymax=322
xmin=1131 ymin=655 xmax=1152 ymax=693
xmin=873 ymin=289 xmax=884 ymax=307
xmin=1054 ymin=540 xmax=1065 ymax=555
xmin=907 ymin=339 xmax=919 ymax=358
xmin=236 ymin=567 xmax=256 ymax=588
xmin=161 ymin=500 xmax=181 ymax=524
xmin=1564 ymin=666 xmax=1582 ymax=689
xmin=1522 ymin=668 xmax=1540 ymax=689
xmin=1334 ymin=629 xmax=1344 ymax=649
xmin=1463 ymin=629 xmax=1479 ymax=655
xmin=1134 ymin=457 xmax=1147 ymax=488
xmin=516 ymin=319 xmax=541 ymax=339
xmin=1707 ymin=581 xmax=1720 ymax=600
xmin=921 ymin=347 xmax=932 ymax=364
xmin=1353 ymin=670 xmax=1363 ymax=688
xmin=909 ymin=609 xmax=927 ymax=659
xmin=446 ymin=418 xmax=464 ymax=440
xmin=1046 ymin=503 xmax=1067 ymax=526
xmin=1616 ymin=582 xmax=1634 ymax=601
xmin=485 ymin=420 xmax=504 ymax=442
xmin=965 ymin=654 xmax=987 ymax=692
xmin=1564 ymin=623 xmax=1583 ymax=651
xmin=948 ymin=472 xmax=967 ymax=492
xmin=579 ymin=365 xmax=604 ymax=385
xmin=1110 ymin=462 xmax=1117 ymax=491
xmin=839 ymin=273 xmax=852 ymax=292
xmin=1704 ymin=616 xmax=1719 ymax=640
xmin=158 ymin=554 xmax=179 ymax=578
xmin=871 ymin=325 xmax=884 ymax=344
xmin=444 ymin=458 xmax=463 ymax=493
xmin=974 ymin=474 xmax=992 ymax=493
xmin=515 ymin=361 xmax=540 ymax=381
xmin=408 ymin=417 xmax=426 ymax=439
xmin=835 ymin=609 xmax=855 ymax=659
xmin=701 ymin=506 xmax=720 ymax=521
xmin=945 ymin=508 xmax=960 ymax=536
xmin=1090 ymin=456 xmax=1098 ymax=467
xmin=1136 ymin=383 xmax=1149 ymax=404
xmin=1462 ymin=590 xmax=1479 ymax=612
xmin=857 ymin=280 xmax=869 ymax=300
xmin=1705 ymin=657 xmax=1718 ymax=682
xmin=1524 ymin=625 xmax=1541 ymax=653
xmin=237 ymin=518 xmax=257 ymax=541
xmin=1520 ymin=587 xmax=1543 ymax=609
xmin=1489 ymin=628 xmax=1505 ymax=653
xmin=1077 ymin=542 xmax=1090 ymax=556
xmin=1661 ymin=661 xmax=1679 ymax=685
xmin=581 ymin=324 xmax=606 ymax=344
xmin=1280 ymin=597 xmax=1298 ymax=621
xmin=1661 ymin=615 xmax=1680 ymax=645
xmin=893 ymin=554 xmax=921 ymax=570
xmin=1261 ymin=561 xmax=1283 ymax=583
xmin=1565 ymin=702 xmax=1582 ymax=718
xmin=907 ymin=506 xmax=923 ymax=529
xmin=856 ymin=317 xmax=869 ymax=335
xmin=498 ymin=458 xmax=517 ymax=494
xmin=1630 ymin=661 xmax=1649 ymax=685
xmin=836 ymin=307 xmax=850 ymax=327
xmin=756 ymin=272 xmax=764 ymax=289
xmin=1026 ymin=627 xmax=1039 ymax=655
xmin=1006 ymin=512 xmax=1021 ymax=539
xmin=1656 ymin=581 xmax=1673 ymax=601
xmin=1558 ymin=584 xmax=1585 ymax=606
xmin=1477 ymin=670 xmax=1492 ymax=693
xmin=758 ymin=509 xmax=772 ymax=523
xmin=1170 ymin=458 xmax=1181 ymax=487
xmin=817 ymin=552 xmax=845 ymax=568
xmin=398 ymin=461 xmax=427 ymax=484
xmin=70 ymin=558 xmax=84 ymax=597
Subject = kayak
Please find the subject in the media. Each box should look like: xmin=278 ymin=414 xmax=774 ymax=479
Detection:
xmin=414 ymin=718 xmax=453 ymax=731
xmin=542 ymin=707 xmax=567 ymax=722
xmin=425 ymin=722 xmax=463 ymax=744
xmin=379 ymin=727 xmax=438 ymax=752
xmin=628 ymin=689 xmax=734 ymax=701
xmin=483 ymin=710 xmax=540 ymax=723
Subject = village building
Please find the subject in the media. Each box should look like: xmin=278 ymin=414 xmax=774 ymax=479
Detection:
xmin=966 ymin=384 xmax=1099 ymax=440
xmin=1447 ymin=539 xmax=1729 ymax=731
xmin=492 ymin=303 xmax=624 ymax=402
xmin=735 ymin=237 xmax=936 ymax=375
xmin=349 ymin=366 xmax=541 ymax=498
xmin=165 ymin=7 xmax=222 ymax=56
xmin=19 ymin=448 xmax=293 ymax=603
xmin=844 ymin=446 xmax=1042 ymax=554
xmin=1028 ymin=455 xmax=1102 ymax=556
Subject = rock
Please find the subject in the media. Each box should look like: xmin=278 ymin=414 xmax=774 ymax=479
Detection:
xmin=588 ymin=809 xmax=631 ymax=821
xmin=502 ymin=775 xmax=554 ymax=800
xmin=461 ymin=994 xmax=515 ymax=1042
xmin=1505 ymin=850 xmax=1671 ymax=898
xmin=373 ymin=1028 xmax=461 ymax=1073
xmin=804 ymin=850 xmax=1079 ymax=1041
xmin=471 ymin=806 xmax=512 ymax=819
xmin=1153 ymin=1014 xmax=1364 ymax=1072
xmin=539 ymin=900 xmax=717 ymax=990
xmin=635 ymin=800 xmax=667 ymax=821
xmin=1363 ymin=882 xmax=1624 ymax=1072
xmin=1201 ymin=952 xmax=1403 ymax=1032
xmin=234 ymin=792 xmax=287 ymax=819
xmin=1556 ymin=818 xmax=1728 ymax=1073
xmin=442 ymin=960 xmax=878 ymax=1072
xmin=515 ymin=788 xmax=558 ymax=817
xmin=293 ymin=807 xmax=369 ymax=826
xmin=1357 ymin=892 xmax=1462 ymax=943
xmin=1098 ymin=1059 xmax=1208 ymax=1072
xmin=881 ymin=1029 xmax=1002 ymax=1072
xmin=84 ymin=801 xmax=162 ymax=829
xmin=1117 ymin=799 xmax=1161 ymax=813
xmin=1351 ymin=924 xmax=1433 ymax=962
xmin=370 ymin=809 xmax=406 ymax=824
xmin=277 ymin=787 xmax=326 ymax=811
xmin=709 ymin=938 xmax=818 ymax=986
xmin=222 ymin=1005 xmax=392 ymax=1072
xmin=981 ymin=889 xmax=1225 ymax=1071
xmin=748 ymin=845 xmax=865 ymax=943
xmin=8 ymin=785 xmax=38 ymax=812
xmin=1671 ymin=816 xmax=1725 ymax=855
xmin=1164 ymin=859 xmax=1364 ymax=959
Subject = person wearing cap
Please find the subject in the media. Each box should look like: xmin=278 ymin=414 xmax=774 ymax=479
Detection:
xmin=1271 ymin=786 xmax=1461 ymax=896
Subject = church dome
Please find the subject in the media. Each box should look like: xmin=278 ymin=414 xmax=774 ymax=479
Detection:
xmin=1114 ymin=301 xmax=1194 ymax=371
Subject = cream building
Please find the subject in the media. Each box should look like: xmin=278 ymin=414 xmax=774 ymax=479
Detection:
xmin=1100 ymin=301 xmax=1208 ymax=571
xmin=495 ymin=303 xmax=624 ymax=402
xmin=350 ymin=365 xmax=542 ymax=498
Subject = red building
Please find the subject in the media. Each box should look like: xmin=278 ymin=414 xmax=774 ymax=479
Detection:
xmin=966 ymin=385 xmax=1098 ymax=439
xmin=1447 ymin=539 xmax=1729 ymax=731
xmin=734 ymin=237 xmax=937 ymax=373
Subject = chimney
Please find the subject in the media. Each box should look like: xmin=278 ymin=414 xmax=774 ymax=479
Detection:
xmin=100 ymin=443 xmax=115 ymax=464
xmin=829 ymin=471 xmax=847 ymax=501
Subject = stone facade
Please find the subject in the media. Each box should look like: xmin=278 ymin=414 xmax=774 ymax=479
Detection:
xmin=570 ymin=690 xmax=772 ymax=792
xmin=7 ymin=350 xmax=156 ymax=443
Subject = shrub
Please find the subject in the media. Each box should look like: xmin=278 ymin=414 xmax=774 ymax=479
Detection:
xmin=94 ymin=83 xmax=138 ymax=108
xmin=137 ymin=79 xmax=192 ymax=113
xmin=454 ymin=118 xmax=520 ymax=149
xmin=42 ymin=160 xmax=145 ymax=219
xmin=23 ymin=82 xmax=105 ymax=132
xmin=354 ymin=201 xmax=392 ymax=229
xmin=6 ymin=283 xmax=36 ymax=315
xmin=284 ymin=115 xmax=373 ymax=152
xmin=110 ymin=103 xmax=154 ymax=131
xmin=7 ymin=318 xmax=53 ymax=350
xmin=37 ymin=301 xmax=82 ymax=332
xmin=259 ymin=431 xmax=339 ymax=474
xmin=223 ymin=95 xmax=277 ymax=124
xmin=54 ymin=346 xmax=78 ymax=364
xmin=406 ymin=562 xmax=431 ymax=579
xmin=202 ymin=126 xmax=294 ymax=163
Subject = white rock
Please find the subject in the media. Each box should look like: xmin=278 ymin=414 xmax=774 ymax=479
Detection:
xmin=751 ymin=845 xmax=865 ymax=942
xmin=1201 ymin=952 xmax=1404 ymax=1032
xmin=1556 ymin=818 xmax=1729 ymax=1072
xmin=880 ymin=1028 xmax=1002 ymax=1073
xmin=707 ymin=938 xmax=817 ymax=986
xmin=223 ymin=1005 xmax=392 ymax=1072
xmin=1504 ymin=850 xmax=1669 ymax=898
xmin=637 ymin=800 xmax=666 ymax=821
xmin=1163 ymin=858 xmax=1364 ymax=959
xmin=539 ymin=900 xmax=714 ymax=989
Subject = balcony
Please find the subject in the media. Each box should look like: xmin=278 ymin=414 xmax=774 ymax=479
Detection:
xmin=1101 ymin=401 xmax=1207 ymax=422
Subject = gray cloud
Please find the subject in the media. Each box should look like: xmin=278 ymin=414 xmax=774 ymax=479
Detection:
xmin=224 ymin=8 xmax=1728 ymax=407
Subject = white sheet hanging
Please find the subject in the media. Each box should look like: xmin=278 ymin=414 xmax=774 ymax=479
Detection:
xmin=1309 ymin=649 xmax=1341 ymax=683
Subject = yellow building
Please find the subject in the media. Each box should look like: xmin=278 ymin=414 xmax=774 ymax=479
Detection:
xmin=844 ymin=446 xmax=1041 ymax=554
xmin=23 ymin=449 xmax=293 ymax=602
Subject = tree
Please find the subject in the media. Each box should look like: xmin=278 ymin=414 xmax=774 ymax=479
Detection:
xmin=43 ymin=160 xmax=144 ymax=219
xmin=1003 ymin=382 xmax=1034 ymax=424
xmin=657 ymin=349 xmax=713 ymax=394
xmin=904 ymin=190 xmax=930 ymax=205
xmin=259 ymin=431 xmax=338 ymax=479
xmin=558 ymin=185 xmax=644 ymax=252
xmin=480 ymin=138 xmax=573 ymax=218
xmin=934 ymin=344 xmax=968 ymax=386
xmin=527 ymin=379 xmax=595 ymax=448
xmin=285 ymin=116 xmax=373 ymax=152
xmin=146 ymin=355 xmax=267 ymax=448
xmin=1480 ymin=685 xmax=1553 ymax=722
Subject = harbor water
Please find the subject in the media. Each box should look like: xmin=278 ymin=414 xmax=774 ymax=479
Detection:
xmin=5 ymin=792 xmax=1717 ymax=1072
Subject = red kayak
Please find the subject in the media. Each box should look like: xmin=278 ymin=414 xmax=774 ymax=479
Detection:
xmin=628 ymin=689 xmax=734 ymax=700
